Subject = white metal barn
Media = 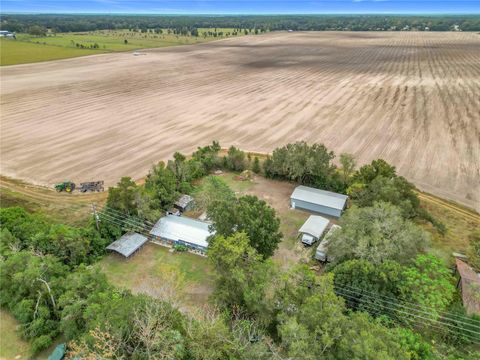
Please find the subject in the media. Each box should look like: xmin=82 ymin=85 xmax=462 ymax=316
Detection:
xmin=290 ymin=185 xmax=348 ymax=218
xmin=150 ymin=215 xmax=215 ymax=253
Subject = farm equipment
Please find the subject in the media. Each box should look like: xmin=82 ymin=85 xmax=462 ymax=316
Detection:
xmin=78 ymin=181 xmax=104 ymax=193
xmin=55 ymin=181 xmax=76 ymax=193
xmin=54 ymin=180 xmax=104 ymax=193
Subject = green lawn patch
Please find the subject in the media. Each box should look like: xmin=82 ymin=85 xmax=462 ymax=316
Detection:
xmin=0 ymin=309 xmax=32 ymax=360
xmin=0 ymin=39 xmax=100 ymax=66
xmin=97 ymin=243 xmax=215 ymax=308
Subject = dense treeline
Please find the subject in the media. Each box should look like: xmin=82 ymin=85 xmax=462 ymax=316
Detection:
xmin=2 ymin=14 xmax=480 ymax=33
xmin=1 ymin=140 xmax=479 ymax=358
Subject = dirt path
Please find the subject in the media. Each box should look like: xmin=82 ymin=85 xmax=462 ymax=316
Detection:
xmin=1 ymin=31 xmax=479 ymax=211
xmin=415 ymin=190 xmax=480 ymax=223
xmin=0 ymin=175 xmax=106 ymax=223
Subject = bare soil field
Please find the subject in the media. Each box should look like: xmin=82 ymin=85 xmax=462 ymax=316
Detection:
xmin=1 ymin=32 xmax=479 ymax=210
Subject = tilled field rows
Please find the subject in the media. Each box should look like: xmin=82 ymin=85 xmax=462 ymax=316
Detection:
xmin=1 ymin=32 xmax=479 ymax=210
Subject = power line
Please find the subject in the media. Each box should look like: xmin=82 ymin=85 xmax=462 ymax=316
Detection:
xmin=97 ymin=204 xmax=157 ymax=227
xmin=336 ymin=289 xmax=480 ymax=344
xmin=334 ymin=288 xmax=480 ymax=343
xmin=336 ymin=283 xmax=480 ymax=328
xmin=97 ymin=211 xmax=152 ymax=236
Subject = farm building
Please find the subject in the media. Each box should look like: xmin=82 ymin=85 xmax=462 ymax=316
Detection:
xmin=106 ymin=232 xmax=149 ymax=258
xmin=290 ymin=185 xmax=348 ymax=218
xmin=175 ymin=194 xmax=194 ymax=212
xmin=455 ymin=258 xmax=480 ymax=315
xmin=298 ymin=215 xmax=330 ymax=246
xmin=150 ymin=215 xmax=215 ymax=253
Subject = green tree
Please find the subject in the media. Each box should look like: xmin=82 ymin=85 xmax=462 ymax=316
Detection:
xmin=353 ymin=159 xmax=396 ymax=183
xmin=334 ymin=312 xmax=409 ymax=360
xmin=106 ymin=177 xmax=140 ymax=216
xmin=339 ymin=153 xmax=356 ymax=185
xmin=265 ymin=141 xmax=337 ymax=189
xmin=208 ymin=232 xmax=274 ymax=318
xmin=192 ymin=140 xmax=222 ymax=172
xmin=208 ymin=195 xmax=282 ymax=259
xmin=59 ymin=266 xmax=113 ymax=340
xmin=252 ymin=156 xmax=261 ymax=174
xmin=0 ymin=227 xmax=20 ymax=258
xmin=349 ymin=175 xmax=421 ymax=219
xmin=275 ymin=267 xmax=408 ymax=360
xmin=144 ymin=161 xmax=178 ymax=211
xmin=328 ymin=202 xmax=428 ymax=265
xmin=27 ymin=25 xmax=47 ymax=36
xmin=167 ymin=152 xmax=195 ymax=193
xmin=196 ymin=175 xmax=235 ymax=212
xmin=333 ymin=259 xmax=404 ymax=318
xmin=226 ymin=145 xmax=246 ymax=171
xmin=399 ymin=254 xmax=455 ymax=319
xmin=0 ymin=251 xmax=68 ymax=352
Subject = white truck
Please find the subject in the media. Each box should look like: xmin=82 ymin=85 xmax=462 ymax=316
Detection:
xmin=314 ymin=224 xmax=341 ymax=262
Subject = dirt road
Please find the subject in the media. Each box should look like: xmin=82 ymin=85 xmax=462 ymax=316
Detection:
xmin=1 ymin=32 xmax=479 ymax=210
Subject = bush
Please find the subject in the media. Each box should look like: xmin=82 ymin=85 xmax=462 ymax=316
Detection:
xmin=173 ymin=244 xmax=188 ymax=252
xmin=31 ymin=335 xmax=53 ymax=353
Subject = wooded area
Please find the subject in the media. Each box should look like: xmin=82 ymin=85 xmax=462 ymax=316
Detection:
xmin=2 ymin=14 xmax=480 ymax=33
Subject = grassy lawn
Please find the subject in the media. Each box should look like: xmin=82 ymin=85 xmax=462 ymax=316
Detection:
xmin=419 ymin=198 xmax=480 ymax=263
xmin=97 ymin=243 xmax=215 ymax=310
xmin=1 ymin=28 xmax=243 ymax=66
xmin=0 ymin=38 xmax=99 ymax=66
xmin=0 ymin=176 xmax=106 ymax=226
xmin=193 ymin=171 xmax=312 ymax=268
xmin=0 ymin=309 xmax=32 ymax=360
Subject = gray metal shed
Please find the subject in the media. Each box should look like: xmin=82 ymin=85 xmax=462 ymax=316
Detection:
xmin=290 ymin=185 xmax=348 ymax=218
xmin=175 ymin=194 xmax=194 ymax=212
xmin=106 ymin=232 xmax=149 ymax=258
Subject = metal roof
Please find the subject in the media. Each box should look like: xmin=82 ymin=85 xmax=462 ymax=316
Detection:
xmin=456 ymin=258 xmax=480 ymax=315
xmin=150 ymin=215 xmax=215 ymax=249
xmin=299 ymin=215 xmax=330 ymax=239
xmin=291 ymin=185 xmax=348 ymax=210
xmin=106 ymin=232 xmax=148 ymax=258
xmin=175 ymin=194 xmax=194 ymax=209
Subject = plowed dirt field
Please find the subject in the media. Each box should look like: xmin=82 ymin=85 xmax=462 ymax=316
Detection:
xmin=1 ymin=32 xmax=479 ymax=210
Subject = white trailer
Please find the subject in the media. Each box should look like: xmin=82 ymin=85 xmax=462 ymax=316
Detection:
xmin=314 ymin=224 xmax=341 ymax=262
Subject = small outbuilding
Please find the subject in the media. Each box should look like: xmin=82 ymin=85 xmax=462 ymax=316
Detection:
xmin=455 ymin=258 xmax=480 ymax=315
xmin=106 ymin=232 xmax=149 ymax=258
xmin=150 ymin=215 xmax=215 ymax=253
xmin=298 ymin=215 xmax=330 ymax=246
xmin=175 ymin=194 xmax=194 ymax=212
xmin=290 ymin=185 xmax=348 ymax=218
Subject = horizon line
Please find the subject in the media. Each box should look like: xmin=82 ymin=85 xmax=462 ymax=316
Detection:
xmin=2 ymin=11 xmax=480 ymax=16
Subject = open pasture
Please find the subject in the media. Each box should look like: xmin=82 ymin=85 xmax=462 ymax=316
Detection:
xmin=1 ymin=29 xmax=242 ymax=65
xmin=1 ymin=31 xmax=479 ymax=210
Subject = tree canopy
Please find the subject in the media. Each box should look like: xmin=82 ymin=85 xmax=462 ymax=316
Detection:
xmin=208 ymin=194 xmax=282 ymax=259
xmin=327 ymin=202 xmax=428 ymax=265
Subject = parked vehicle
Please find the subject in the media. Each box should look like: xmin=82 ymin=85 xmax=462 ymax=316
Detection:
xmin=314 ymin=224 xmax=341 ymax=262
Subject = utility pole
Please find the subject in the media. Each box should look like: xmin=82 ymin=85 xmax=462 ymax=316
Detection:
xmin=92 ymin=203 xmax=100 ymax=231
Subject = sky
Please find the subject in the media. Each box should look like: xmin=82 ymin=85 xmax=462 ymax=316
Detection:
xmin=1 ymin=0 xmax=479 ymax=14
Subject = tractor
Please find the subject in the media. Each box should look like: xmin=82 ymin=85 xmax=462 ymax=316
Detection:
xmin=55 ymin=181 xmax=76 ymax=193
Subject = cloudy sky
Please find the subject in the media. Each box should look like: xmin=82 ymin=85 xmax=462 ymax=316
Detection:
xmin=1 ymin=0 xmax=479 ymax=14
